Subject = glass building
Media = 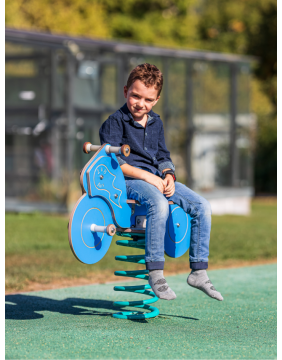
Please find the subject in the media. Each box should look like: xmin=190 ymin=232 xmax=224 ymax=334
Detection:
xmin=5 ymin=28 xmax=256 ymax=214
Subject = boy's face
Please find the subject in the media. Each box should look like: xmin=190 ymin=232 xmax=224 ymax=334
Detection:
xmin=124 ymin=80 xmax=160 ymax=119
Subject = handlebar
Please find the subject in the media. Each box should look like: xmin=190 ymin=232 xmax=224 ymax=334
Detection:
xmin=83 ymin=142 xmax=130 ymax=157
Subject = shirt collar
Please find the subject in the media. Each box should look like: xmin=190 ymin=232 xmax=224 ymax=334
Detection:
xmin=120 ymin=103 xmax=157 ymax=124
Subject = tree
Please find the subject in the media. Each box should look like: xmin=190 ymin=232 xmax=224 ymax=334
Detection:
xmin=5 ymin=0 xmax=110 ymax=39
xmin=5 ymin=0 xmax=200 ymax=48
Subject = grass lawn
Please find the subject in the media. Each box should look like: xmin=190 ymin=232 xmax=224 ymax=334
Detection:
xmin=5 ymin=198 xmax=276 ymax=293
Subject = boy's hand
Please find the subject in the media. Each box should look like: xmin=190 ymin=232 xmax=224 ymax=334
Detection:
xmin=144 ymin=172 xmax=166 ymax=193
xmin=163 ymin=175 xmax=175 ymax=197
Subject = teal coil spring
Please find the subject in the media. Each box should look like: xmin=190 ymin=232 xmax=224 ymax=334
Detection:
xmin=112 ymin=235 xmax=159 ymax=320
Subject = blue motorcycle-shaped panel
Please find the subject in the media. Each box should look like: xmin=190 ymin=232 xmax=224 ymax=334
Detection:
xmin=68 ymin=144 xmax=131 ymax=264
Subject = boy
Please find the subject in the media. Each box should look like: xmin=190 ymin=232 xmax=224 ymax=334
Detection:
xmin=99 ymin=63 xmax=223 ymax=301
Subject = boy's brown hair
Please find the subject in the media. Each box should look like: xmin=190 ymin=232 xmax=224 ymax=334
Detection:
xmin=126 ymin=63 xmax=163 ymax=96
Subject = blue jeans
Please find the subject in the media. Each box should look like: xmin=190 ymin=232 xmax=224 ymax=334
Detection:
xmin=125 ymin=179 xmax=212 ymax=271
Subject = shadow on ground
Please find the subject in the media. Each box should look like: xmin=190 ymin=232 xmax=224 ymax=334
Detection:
xmin=5 ymin=294 xmax=199 ymax=322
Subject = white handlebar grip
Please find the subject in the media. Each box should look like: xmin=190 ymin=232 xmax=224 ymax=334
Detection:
xmin=83 ymin=142 xmax=101 ymax=154
xmin=90 ymin=224 xmax=116 ymax=236
xmin=105 ymin=145 xmax=130 ymax=156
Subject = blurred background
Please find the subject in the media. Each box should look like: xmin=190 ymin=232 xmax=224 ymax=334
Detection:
xmin=5 ymin=0 xmax=277 ymax=293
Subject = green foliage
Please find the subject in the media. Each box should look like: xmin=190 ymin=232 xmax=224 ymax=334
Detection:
xmin=5 ymin=0 xmax=110 ymax=38
xmin=5 ymin=199 xmax=277 ymax=292
xmin=5 ymin=0 xmax=200 ymax=48
xmin=103 ymin=0 xmax=200 ymax=47
xmin=245 ymin=2 xmax=277 ymax=110
xmin=198 ymin=0 xmax=276 ymax=110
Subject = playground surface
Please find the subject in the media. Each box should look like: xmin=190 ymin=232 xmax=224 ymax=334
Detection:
xmin=5 ymin=264 xmax=277 ymax=359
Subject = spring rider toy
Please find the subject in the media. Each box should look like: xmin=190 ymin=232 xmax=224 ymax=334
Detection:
xmin=68 ymin=142 xmax=191 ymax=320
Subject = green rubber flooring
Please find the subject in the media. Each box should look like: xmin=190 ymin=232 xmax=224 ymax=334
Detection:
xmin=5 ymin=264 xmax=277 ymax=359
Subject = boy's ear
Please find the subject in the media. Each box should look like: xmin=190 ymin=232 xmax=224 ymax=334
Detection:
xmin=124 ymin=86 xmax=128 ymax=98
xmin=153 ymin=96 xmax=160 ymax=106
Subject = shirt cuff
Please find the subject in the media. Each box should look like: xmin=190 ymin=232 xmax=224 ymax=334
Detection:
xmin=158 ymin=161 xmax=175 ymax=173
xmin=116 ymin=155 xmax=127 ymax=167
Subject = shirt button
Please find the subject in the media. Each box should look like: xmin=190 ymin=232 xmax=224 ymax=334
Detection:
xmin=145 ymin=133 xmax=147 ymax=136
xmin=153 ymin=157 xmax=156 ymax=160
xmin=145 ymin=147 xmax=147 ymax=150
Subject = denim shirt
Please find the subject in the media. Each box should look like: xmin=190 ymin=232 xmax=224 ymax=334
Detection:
xmin=99 ymin=103 xmax=175 ymax=178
